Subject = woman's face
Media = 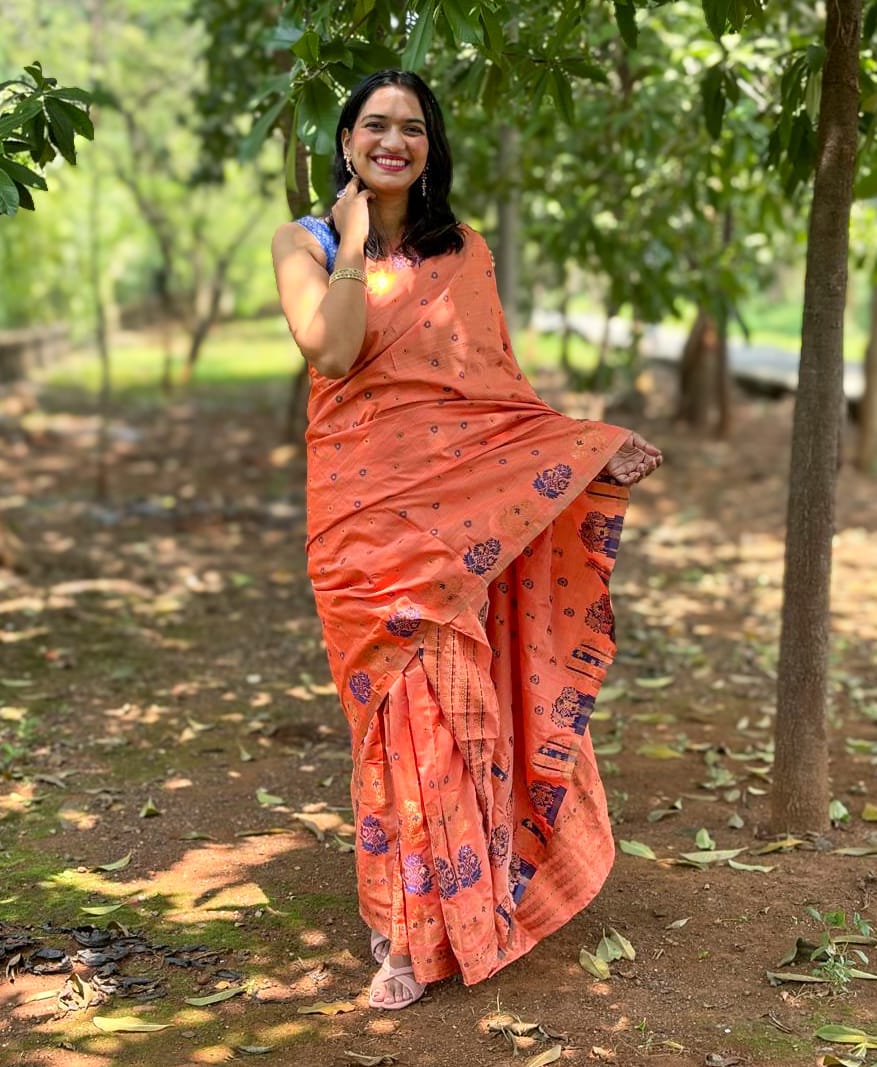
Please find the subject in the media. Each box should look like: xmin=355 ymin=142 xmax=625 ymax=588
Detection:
xmin=342 ymin=85 xmax=429 ymax=196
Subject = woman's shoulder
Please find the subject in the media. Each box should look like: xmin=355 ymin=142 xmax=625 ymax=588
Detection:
xmin=289 ymin=215 xmax=339 ymax=272
xmin=457 ymin=223 xmax=490 ymax=253
xmin=456 ymin=223 xmax=494 ymax=265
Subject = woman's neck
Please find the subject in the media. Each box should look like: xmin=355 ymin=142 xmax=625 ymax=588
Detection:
xmin=369 ymin=196 xmax=408 ymax=251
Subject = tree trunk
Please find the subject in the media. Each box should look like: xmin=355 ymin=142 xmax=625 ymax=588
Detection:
xmin=496 ymin=124 xmax=521 ymax=337
xmin=284 ymin=362 xmax=310 ymax=444
xmin=282 ymin=138 xmax=313 ymax=442
xmin=715 ymin=304 xmax=731 ymax=439
xmin=715 ymin=209 xmax=734 ymax=439
xmin=771 ymin=0 xmax=862 ymax=834
xmin=0 ymin=519 xmax=23 ymax=570
xmin=558 ymin=282 xmax=573 ymax=384
xmin=677 ymin=307 xmax=715 ymax=428
xmin=89 ymin=0 xmax=112 ymax=501
xmin=855 ymin=278 xmax=877 ymax=474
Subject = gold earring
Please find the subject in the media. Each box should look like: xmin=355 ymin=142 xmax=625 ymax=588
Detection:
xmin=344 ymin=151 xmax=353 ymax=176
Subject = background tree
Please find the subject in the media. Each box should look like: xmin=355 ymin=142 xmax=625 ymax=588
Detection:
xmin=0 ymin=61 xmax=92 ymax=566
xmin=771 ymin=0 xmax=864 ymax=832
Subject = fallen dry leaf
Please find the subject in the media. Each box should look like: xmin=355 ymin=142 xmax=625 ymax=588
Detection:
xmin=297 ymin=999 xmax=357 ymax=1016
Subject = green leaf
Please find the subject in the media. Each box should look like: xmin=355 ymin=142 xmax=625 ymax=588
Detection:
xmin=752 ymin=837 xmax=805 ymax=854
xmin=93 ymin=852 xmax=132 ymax=872
xmin=256 ymin=787 xmax=284 ymax=807
xmin=23 ymin=61 xmax=45 ymax=87
xmin=702 ymin=0 xmax=730 ymax=39
xmin=596 ymin=933 xmax=623 ymax=963
xmin=441 ymin=0 xmax=482 ymax=45
xmin=636 ymin=744 xmax=682 ymax=759
xmin=550 ymin=69 xmax=575 ymax=126
xmin=46 ymin=86 xmax=92 ymax=105
xmin=578 ymin=948 xmax=611 ymax=979
xmin=185 ymin=985 xmax=248 ymax=1006
xmin=44 ymin=97 xmax=78 ymax=164
xmin=695 ymin=828 xmax=715 ymax=850
xmin=0 ymin=167 xmax=21 ymax=215
xmin=561 ymin=57 xmax=609 ymax=84
xmin=298 ymin=78 xmax=339 ymax=156
xmin=80 ymin=902 xmax=125 ymax=915
xmin=140 ymin=797 xmax=161 ymax=818
xmin=677 ymin=848 xmax=746 ymax=864
xmin=292 ymin=30 xmax=321 ymax=63
xmin=619 ymin=839 xmax=657 ymax=860
xmin=702 ymin=64 xmax=726 ymax=140
xmin=48 ymin=98 xmax=93 ymax=140
xmin=608 ymin=927 xmax=636 ymax=961
xmin=613 ymin=1 xmax=638 ymax=49
xmin=854 ymin=169 xmax=877 ymax=201
xmin=766 ymin=970 xmax=829 ymax=985
xmin=402 ymin=11 xmax=435 ymax=70
xmin=806 ymin=43 xmax=827 ymax=72
xmin=815 ymin=1024 xmax=877 ymax=1045
xmin=727 ymin=859 xmax=775 ymax=873
xmin=93 ymin=1016 xmax=170 ymax=1033
xmin=478 ymin=7 xmax=505 ymax=59
xmin=634 ymin=675 xmax=674 ymax=689
xmin=0 ymin=97 xmax=43 ymax=139
xmin=0 ymin=156 xmax=47 ymax=191
xmin=240 ymin=95 xmax=288 ymax=162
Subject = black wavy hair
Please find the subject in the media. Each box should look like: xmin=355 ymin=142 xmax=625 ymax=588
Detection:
xmin=328 ymin=69 xmax=464 ymax=261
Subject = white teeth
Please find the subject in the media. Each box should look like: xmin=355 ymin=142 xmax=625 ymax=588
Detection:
xmin=374 ymin=157 xmax=406 ymax=168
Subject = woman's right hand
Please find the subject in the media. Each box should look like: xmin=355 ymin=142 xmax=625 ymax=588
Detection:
xmin=331 ymin=176 xmax=373 ymax=248
xmin=602 ymin=432 xmax=663 ymax=487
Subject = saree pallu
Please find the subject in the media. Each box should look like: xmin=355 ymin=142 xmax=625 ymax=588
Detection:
xmin=304 ymin=224 xmax=630 ymax=986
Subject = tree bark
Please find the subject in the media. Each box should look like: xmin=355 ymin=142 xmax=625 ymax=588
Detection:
xmin=88 ymin=0 xmax=112 ymax=501
xmin=856 ymin=279 xmax=877 ymax=474
xmin=771 ymin=0 xmax=862 ymax=834
xmin=496 ymin=123 xmax=521 ymax=336
xmin=0 ymin=519 xmax=23 ymax=571
xmin=715 ymin=304 xmax=731 ymax=439
xmin=677 ymin=307 xmax=715 ymax=428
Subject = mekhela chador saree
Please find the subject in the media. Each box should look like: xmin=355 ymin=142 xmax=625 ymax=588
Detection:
xmin=303 ymin=223 xmax=631 ymax=986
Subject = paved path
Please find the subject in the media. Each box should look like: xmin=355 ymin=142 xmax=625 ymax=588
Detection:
xmin=532 ymin=309 xmax=865 ymax=401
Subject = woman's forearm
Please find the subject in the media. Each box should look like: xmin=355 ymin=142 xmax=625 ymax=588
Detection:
xmin=294 ymin=237 xmax=368 ymax=379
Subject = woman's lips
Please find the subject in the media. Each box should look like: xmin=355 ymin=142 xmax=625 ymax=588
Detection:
xmin=372 ymin=155 xmax=408 ymax=172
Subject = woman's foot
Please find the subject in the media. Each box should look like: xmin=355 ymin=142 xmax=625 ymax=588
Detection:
xmin=603 ymin=431 xmax=663 ymax=486
xmin=368 ymin=952 xmax=426 ymax=1009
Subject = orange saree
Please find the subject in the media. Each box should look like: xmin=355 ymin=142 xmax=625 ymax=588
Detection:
xmin=304 ymin=224 xmax=630 ymax=986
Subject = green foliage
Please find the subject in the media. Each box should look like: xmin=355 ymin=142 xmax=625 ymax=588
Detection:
xmin=0 ymin=61 xmax=92 ymax=216
xmin=805 ymin=906 xmax=875 ymax=995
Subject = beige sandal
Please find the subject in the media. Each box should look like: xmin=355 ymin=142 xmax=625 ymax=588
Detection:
xmin=368 ymin=956 xmax=427 ymax=1010
xmin=369 ymin=928 xmax=390 ymax=965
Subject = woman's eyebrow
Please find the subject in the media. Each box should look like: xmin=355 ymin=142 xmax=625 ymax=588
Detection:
xmin=361 ymin=112 xmax=426 ymax=125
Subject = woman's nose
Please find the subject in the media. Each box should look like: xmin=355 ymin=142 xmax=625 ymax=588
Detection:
xmin=381 ymin=126 xmax=405 ymax=151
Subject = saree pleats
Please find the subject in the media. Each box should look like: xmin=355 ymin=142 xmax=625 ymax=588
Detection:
xmin=351 ymin=479 xmax=626 ymax=986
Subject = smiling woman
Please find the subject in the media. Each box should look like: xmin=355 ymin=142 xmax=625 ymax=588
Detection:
xmin=270 ymin=69 xmax=662 ymax=1012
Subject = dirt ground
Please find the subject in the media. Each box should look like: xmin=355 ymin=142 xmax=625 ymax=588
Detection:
xmin=1 ymin=359 xmax=877 ymax=1067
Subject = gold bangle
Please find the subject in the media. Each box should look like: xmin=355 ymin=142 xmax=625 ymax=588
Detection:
xmin=329 ymin=267 xmax=367 ymax=286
